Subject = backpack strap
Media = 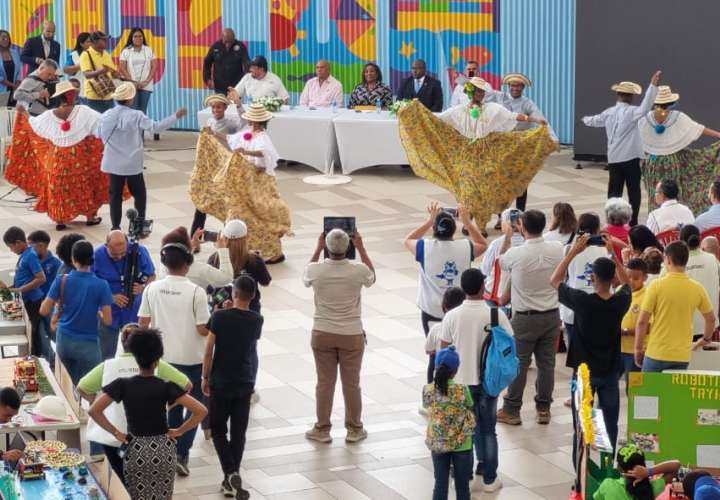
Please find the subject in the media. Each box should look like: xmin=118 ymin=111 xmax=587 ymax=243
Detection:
xmin=479 ymin=307 xmax=497 ymax=384
xmin=491 ymin=306 xmax=498 ymax=328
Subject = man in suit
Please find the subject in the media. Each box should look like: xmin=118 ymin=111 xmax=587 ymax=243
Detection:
xmin=20 ymin=21 xmax=61 ymax=73
xmin=397 ymin=59 xmax=443 ymax=112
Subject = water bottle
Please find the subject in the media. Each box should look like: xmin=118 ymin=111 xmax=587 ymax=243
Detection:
xmin=375 ymin=98 xmax=382 ymax=114
xmin=332 ymin=102 xmax=337 ymax=114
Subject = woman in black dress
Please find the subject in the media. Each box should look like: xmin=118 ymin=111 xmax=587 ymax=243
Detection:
xmin=89 ymin=328 xmax=207 ymax=499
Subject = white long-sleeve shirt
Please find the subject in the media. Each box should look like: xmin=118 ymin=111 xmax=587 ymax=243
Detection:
xmin=582 ymin=83 xmax=658 ymax=163
xmin=158 ymin=247 xmax=234 ymax=290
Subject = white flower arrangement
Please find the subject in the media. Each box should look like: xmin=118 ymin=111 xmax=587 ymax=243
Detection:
xmin=253 ymin=96 xmax=284 ymax=112
xmin=388 ymin=99 xmax=412 ymax=116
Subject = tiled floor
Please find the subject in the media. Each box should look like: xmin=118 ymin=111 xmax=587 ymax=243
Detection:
xmin=0 ymin=132 xmax=641 ymax=499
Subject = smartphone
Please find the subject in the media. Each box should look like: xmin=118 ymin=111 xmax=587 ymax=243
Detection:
xmin=587 ymin=235 xmax=605 ymax=246
xmin=508 ymin=209 xmax=521 ymax=224
xmin=203 ymin=230 xmax=219 ymax=242
xmin=442 ymin=208 xmax=458 ymax=218
xmin=323 ymin=216 xmax=356 ymax=260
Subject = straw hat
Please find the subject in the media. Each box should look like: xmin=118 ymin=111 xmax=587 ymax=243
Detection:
xmin=654 ymin=85 xmax=679 ymax=105
xmin=113 ymin=82 xmax=137 ymax=101
xmin=611 ymin=81 xmax=642 ymax=95
xmin=203 ymin=94 xmax=231 ymax=107
xmin=467 ymin=76 xmax=492 ymax=92
xmin=503 ymin=73 xmax=532 ymax=87
xmin=241 ymin=103 xmax=273 ymax=122
xmin=51 ymin=80 xmax=78 ymax=99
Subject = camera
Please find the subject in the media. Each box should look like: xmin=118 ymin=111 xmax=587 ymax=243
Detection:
xmin=202 ymin=230 xmax=219 ymax=243
xmin=126 ymin=208 xmax=153 ymax=241
xmin=323 ymin=216 xmax=356 ymax=260
xmin=442 ymin=207 xmax=458 ymax=218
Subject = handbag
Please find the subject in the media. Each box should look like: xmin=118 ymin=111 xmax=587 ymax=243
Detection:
xmin=49 ymin=274 xmax=67 ymax=333
xmin=87 ymin=52 xmax=116 ymax=98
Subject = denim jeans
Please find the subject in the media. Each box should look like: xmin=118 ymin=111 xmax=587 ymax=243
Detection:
xmin=86 ymin=99 xmax=114 ymax=113
xmin=642 ymin=356 xmax=689 ymax=373
xmin=469 ymin=384 xmax=498 ymax=484
xmin=431 ymin=449 xmax=473 ymax=500
xmin=168 ymin=363 xmax=202 ymax=459
xmin=98 ymin=323 xmax=120 ymax=361
xmin=56 ymin=331 xmax=101 ymax=386
xmin=571 ymin=371 xmax=620 ymax=466
xmin=133 ymin=89 xmax=152 ymax=114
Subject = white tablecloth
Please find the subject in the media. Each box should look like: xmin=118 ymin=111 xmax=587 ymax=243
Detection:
xmin=197 ymin=105 xmax=339 ymax=173
xmin=333 ymin=110 xmax=408 ymax=174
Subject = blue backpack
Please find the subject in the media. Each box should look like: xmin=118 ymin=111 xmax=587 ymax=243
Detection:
xmin=480 ymin=308 xmax=519 ymax=397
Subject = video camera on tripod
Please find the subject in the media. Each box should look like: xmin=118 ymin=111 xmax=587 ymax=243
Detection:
xmin=123 ymin=208 xmax=153 ymax=302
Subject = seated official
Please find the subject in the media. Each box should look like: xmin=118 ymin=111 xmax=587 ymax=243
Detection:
xmin=694 ymin=179 xmax=720 ymax=233
xmin=348 ymin=62 xmax=393 ymax=109
xmin=396 ymin=59 xmax=443 ymax=112
xmin=299 ymin=60 xmax=343 ymax=108
xmin=232 ymin=55 xmax=288 ymax=103
xmin=646 ymin=179 xmax=694 ymax=234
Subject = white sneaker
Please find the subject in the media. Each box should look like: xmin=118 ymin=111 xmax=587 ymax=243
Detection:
xmin=483 ymin=478 xmax=503 ymax=493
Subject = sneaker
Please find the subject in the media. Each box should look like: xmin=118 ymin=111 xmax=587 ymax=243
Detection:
xmin=496 ymin=408 xmax=522 ymax=425
xmin=305 ymin=427 xmax=332 ymax=443
xmin=176 ymin=455 xmax=190 ymax=476
xmin=483 ymin=478 xmax=503 ymax=492
xmin=475 ymin=462 xmax=484 ymax=476
xmin=221 ymin=478 xmax=236 ymax=497
xmin=536 ymin=410 xmax=552 ymax=425
xmin=250 ymin=392 xmax=260 ymax=405
xmin=345 ymin=428 xmax=368 ymax=443
xmin=229 ymin=473 xmax=250 ymax=500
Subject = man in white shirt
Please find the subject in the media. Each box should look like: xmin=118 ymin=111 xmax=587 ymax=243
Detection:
xmin=232 ymin=55 xmax=289 ymax=103
xmin=694 ymin=179 xmax=720 ymax=233
xmin=303 ymin=229 xmax=375 ymax=445
xmin=299 ymin=60 xmax=343 ymax=108
xmin=497 ymin=209 xmax=563 ymax=425
xmin=440 ymin=268 xmax=510 ymax=493
xmin=449 ymin=60 xmax=479 ymax=107
xmin=646 ymin=179 xmax=695 ymax=234
xmin=582 ymin=71 xmax=661 ymax=226
xmin=138 ymin=242 xmax=210 ymax=477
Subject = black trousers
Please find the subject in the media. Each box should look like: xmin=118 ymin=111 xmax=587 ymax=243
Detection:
xmin=607 ymin=158 xmax=641 ymax=226
xmin=421 ymin=310 xmax=442 ymax=383
xmin=23 ymin=299 xmax=43 ymax=357
xmin=109 ymin=173 xmax=147 ymax=230
xmin=210 ymin=384 xmax=253 ymax=476
xmin=102 ymin=445 xmax=126 ymax=486
xmin=191 ymin=210 xmax=207 ymax=237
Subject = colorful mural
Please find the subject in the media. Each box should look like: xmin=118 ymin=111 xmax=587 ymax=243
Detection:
xmin=2 ymin=0 xmax=576 ymax=141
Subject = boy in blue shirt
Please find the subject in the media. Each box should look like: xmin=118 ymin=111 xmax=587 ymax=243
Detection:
xmin=27 ymin=231 xmax=61 ymax=298
xmin=2 ymin=227 xmax=48 ymax=358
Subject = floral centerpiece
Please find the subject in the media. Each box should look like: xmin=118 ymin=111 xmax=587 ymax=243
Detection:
xmin=389 ymin=99 xmax=412 ymax=116
xmin=253 ymin=96 xmax=284 ymax=112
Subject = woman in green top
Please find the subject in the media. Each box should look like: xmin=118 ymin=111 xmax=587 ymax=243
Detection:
xmin=594 ymin=444 xmax=680 ymax=500
xmin=422 ymin=345 xmax=475 ymax=500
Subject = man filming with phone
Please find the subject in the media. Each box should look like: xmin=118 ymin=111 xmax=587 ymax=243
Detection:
xmin=92 ymin=230 xmax=155 ymax=360
xmin=303 ymin=226 xmax=375 ymax=445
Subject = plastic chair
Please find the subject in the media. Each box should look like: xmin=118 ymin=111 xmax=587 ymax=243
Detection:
xmin=701 ymin=226 xmax=720 ymax=240
xmin=655 ymin=229 xmax=680 ymax=246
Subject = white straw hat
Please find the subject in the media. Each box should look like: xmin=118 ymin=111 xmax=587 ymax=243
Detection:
xmin=35 ymin=396 xmax=67 ymax=421
xmin=203 ymin=94 xmax=231 ymax=107
xmin=112 ymin=82 xmax=137 ymax=101
xmin=467 ymin=76 xmax=492 ymax=92
xmin=654 ymin=85 xmax=679 ymax=105
xmin=503 ymin=73 xmax=532 ymax=87
xmin=51 ymin=80 xmax=78 ymax=99
xmin=611 ymin=81 xmax=642 ymax=95
xmin=241 ymin=103 xmax=273 ymax=122
xmin=223 ymin=219 xmax=248 ymax=239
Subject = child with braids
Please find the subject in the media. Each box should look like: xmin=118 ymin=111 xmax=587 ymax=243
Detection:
xmin=423 ymin=346 xmax=476 ymax=500
xmin=594 ymin=444 xmax=680 ymax=499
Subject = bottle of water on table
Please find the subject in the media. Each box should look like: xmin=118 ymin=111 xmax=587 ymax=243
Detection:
xmin=375 ymin=98 xmax=382 ymax=114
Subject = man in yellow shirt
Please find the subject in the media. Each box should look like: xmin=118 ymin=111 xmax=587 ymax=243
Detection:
xmin=620 ymin=258 xmax=649 ymax=389
xmin=80 ymin=31 xmax=119 ymax=112
xmin=635 ymin=241 xmax=715 ymax=372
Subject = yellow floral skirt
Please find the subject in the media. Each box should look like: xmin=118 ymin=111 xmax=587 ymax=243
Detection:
xmin=189 ymin=130 xmax=291 ymax=260
xmin=398 ymin=101 xmax=558 ymax=229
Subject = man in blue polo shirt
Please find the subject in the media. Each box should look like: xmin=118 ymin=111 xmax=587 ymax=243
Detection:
xmin=92 ymin=230 xmax=155 ymax=360
xmin=2 ymin=227 xmax=48 ymax=359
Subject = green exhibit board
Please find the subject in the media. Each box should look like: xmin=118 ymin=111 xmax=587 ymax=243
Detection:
xmin=628 ymin=372 xmax=720 ymax=467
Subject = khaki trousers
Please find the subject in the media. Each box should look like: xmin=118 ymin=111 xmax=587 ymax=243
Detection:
xmin=311 ymin=330 xmax=365 ymax=431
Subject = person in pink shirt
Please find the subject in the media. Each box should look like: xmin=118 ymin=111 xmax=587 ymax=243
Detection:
xmin=299 ymin=60 xmax=343 ymax=108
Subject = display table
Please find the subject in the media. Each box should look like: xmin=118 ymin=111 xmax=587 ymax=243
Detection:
xmin=333 ymin=110 xmax=409 ymax=173
xmin=0 ymin=358 xmax=81 ymax=450
xmin=196 ymin=105 xmax=340 ymax=173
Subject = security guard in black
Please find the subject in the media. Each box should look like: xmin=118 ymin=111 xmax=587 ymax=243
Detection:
xmin=203 ymin=28 xmax=250 ymax=94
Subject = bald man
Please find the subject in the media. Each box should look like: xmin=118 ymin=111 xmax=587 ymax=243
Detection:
xmin=702 ymin=236 xmax=720 ymax=262
xmin=92 ymin=230 xmax=155 ymax=360
xmin=21 ymin=20 xmax=61 ymax=73
xmin=299 ymin=60 xmax=343 ymax=108
xmin=203 ymin=28 xmax=250 ymax=94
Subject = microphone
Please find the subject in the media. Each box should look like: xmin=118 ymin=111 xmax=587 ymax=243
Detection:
xmin=126 ymin=208 xmax=138 ymax=221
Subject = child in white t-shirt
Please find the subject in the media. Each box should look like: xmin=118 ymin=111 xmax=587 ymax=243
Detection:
xmin=425 ymin=287 xmax=466 ymax=383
